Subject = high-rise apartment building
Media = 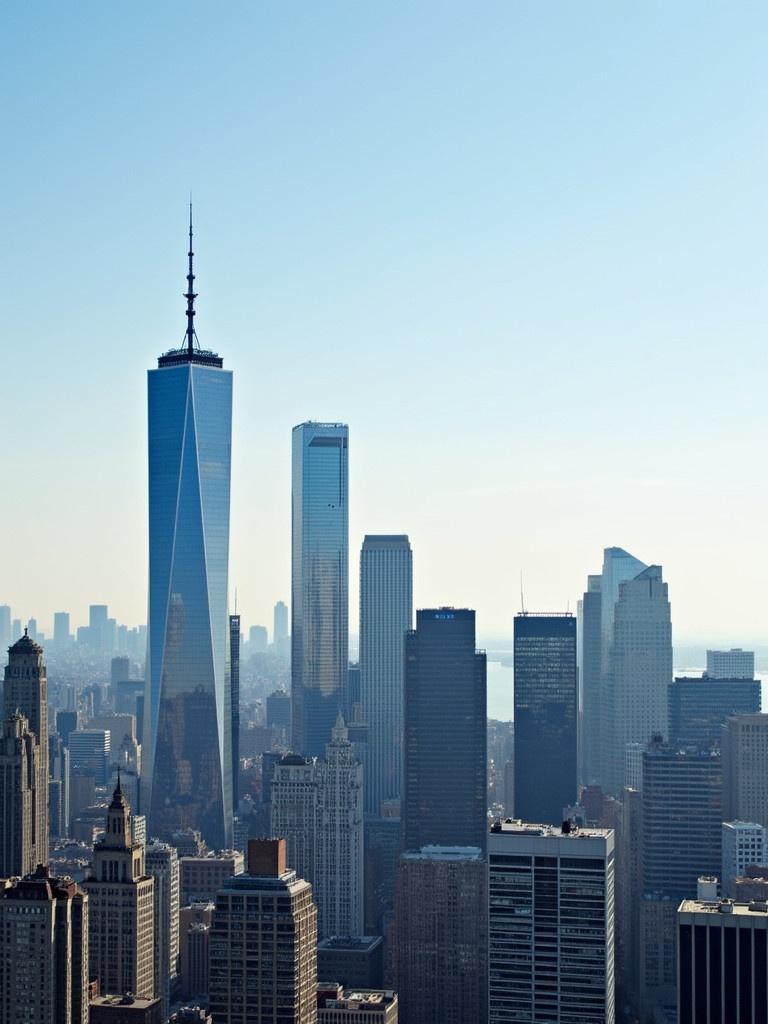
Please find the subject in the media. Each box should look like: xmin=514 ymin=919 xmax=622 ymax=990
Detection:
xmin=678 ymin=898 xmax=768 ymax=1023
xmin=209 ymin=838 xmax=318 ymax=1024
xmin=229 ymin=613 xmax=240 ymax=811
xmin=145 ymin=215 xmax=233 ymax=850
xmin=359 ymin=535 xmax=412 ymax=816
xmin=722 ymin=821 xmax=767 ymax=896
xmin=722 ymin=714 xmax=768 ymax=828
xmin=706 ymin=648 xmax=755 ymax=680
xmin=271 ymin=718 xmax=363 ymax=938
xmin=402 ymin=609 xmax=486 ymax=851
xmin=2 ymin=630 xmax=49 ymax=872
xmin=488 ymin=820 xmax=615 ymax=1024
xmin=146 ymin=841 xmax=180 ymax=1019
xmin=513 ymin=612 xmax=577 ymax=824
xmin=396 ymin=846 xmax=487 ymax=1024
xmin=291 ymin=421 xmax=348 ymax=761
xmin=0 ymin=865 xmax=89 ymax=1024
xmin=83 ymin=778 xmax=155 ymax=1000
xmin=579 ymin=574 xmax=602 ymax=786
xmin=603 ymin=566 xmax=672 ymax=794
xmin=669 ymin=675 xmax=760 ymax=747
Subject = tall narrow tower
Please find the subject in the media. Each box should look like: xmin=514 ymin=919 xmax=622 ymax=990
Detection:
xmin=291 ymin=421 xmax=349 ymax=758
xmin=145 ymin=210 xmax=233 ymax=848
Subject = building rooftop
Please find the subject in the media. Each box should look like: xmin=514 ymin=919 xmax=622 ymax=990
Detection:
xmin=401 ymin=845 xmax=483 ymax=861
xmin=90 ymin=995 xmax=161 ymax=1008
xmin=490 ymin=819 xmax=612 ymax=839
xmin=318 ymin=935 xmax=383 ymax=951
xmin=680 ymin=899 xmax=768 ymax=917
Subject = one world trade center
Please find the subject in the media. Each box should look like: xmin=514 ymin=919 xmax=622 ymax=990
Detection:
xmin=144 ymin=211 xmax=233 ymax=849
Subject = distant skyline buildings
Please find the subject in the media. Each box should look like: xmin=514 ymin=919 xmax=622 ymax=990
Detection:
xmin=291 ymin=421 xmax=349 ymax=759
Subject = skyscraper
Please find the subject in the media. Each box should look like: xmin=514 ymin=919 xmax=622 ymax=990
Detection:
xmin=0 ymin=606 xmax=10 ymax=655
xmin=599 ymin=547 xmax=647 ymax=671
xmin=513 ymin=612 xmax=577 ymax=824
xmin=209 ymin=839 xmax=318 ymax=1024
xmin=668 ymin=675 xmax=760 ymax=747
xmin=488 ymin=820 xmax=615 ymax=1024
xmin=402 ymin=609 xmax=487 ymax=851
xmin=53 ymin=611 xmax=71 ymax=647
xmin=145 ymin=212 xmax=233 ymax=849
xmin=0 ymin=866 xmax=89 ymax=1024
xmin=2 ymin=630 xmax=48 ymax=872
xmin=359 ymin=535 xmax=412 ymax=815
xmin=274 ymin=600 xmax=289 ymax=644
xmin=229 ymin=613 xmax=240 ymax=812
xmin=0 ymin=714 xmax=41 ymax=877
xmin=291 ymin=421 xmax=349 ymax=759
xmin=603 ymin=566 xmax=672 ymax=794
xmin=146 ymin=841 xmax=180 ymax=1020
xmin=83 ymin=777 xmax=155 ymax=1000
xmin=722 ymin=714 xmax=768 ymax=828
xmin=579 ymin=575 xmax=602 ymax=785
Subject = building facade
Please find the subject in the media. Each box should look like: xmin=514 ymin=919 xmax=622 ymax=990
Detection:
xmin=706 ymin=648 xmax=755 ymax=680
xmin=291 ymin=421 xmax=349 ymax=759
xmin=146 ymin=841 xmax=180 ymax=1019
xmin=513 ymin=613 xmax=577 ymax=824
xmin=145 ymin=219 xmax=233 ymax=849
xmin=179 ymin=851 xmax=244 ymax=905
xmin=359 ymin=535 xmax=412 ymax=816
xmin=579 ymin=574 xmax=602 ymax=786
xmin=669 ymin=676 xmax=760 ymax=747
xmin=402 ymin=609 xmax=486 ymax=851
xmin=722 ymin=714 xmax=768 ymax=828
xmin=488 ymin=821 xmax=615 ymax=1024
xmin=229 ymin=613 xmax=240 ymax=812
xmin=722 ymin=821 xmax=767 ymax=897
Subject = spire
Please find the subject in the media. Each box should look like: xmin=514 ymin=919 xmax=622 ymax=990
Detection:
xmin=185 ymin=201 xmax=197 ymax=354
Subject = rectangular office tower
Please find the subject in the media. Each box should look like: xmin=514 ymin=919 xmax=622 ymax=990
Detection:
xmin=669 ymin=676 xmax=760 ymax=747
xmin=292 ymin=422 xmax=349 ymax=759
xmin=488 ymin=820 xmax=615 ymax=1024
xmin=513 ymin=613 xmax=577 ymax=824
xmin=359 ymin=535 xmax=413 ymax=815
xmin=678 ymin=899 xmax=768 ymax=1023
xmin=145 ymin=222 xmax=233 ymax=849
xmin=403 ymin=609 xmax=487 ymax=851
xmin=579 ymin=575 xmax=602 ymax=786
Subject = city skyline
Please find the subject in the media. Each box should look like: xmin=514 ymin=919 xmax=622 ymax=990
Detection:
xmin=3 ymin=3 xmax=766 ymax=644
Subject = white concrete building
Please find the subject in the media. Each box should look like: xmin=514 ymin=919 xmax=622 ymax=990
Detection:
xmin=721 ymin=821 xmax=767 ymax=896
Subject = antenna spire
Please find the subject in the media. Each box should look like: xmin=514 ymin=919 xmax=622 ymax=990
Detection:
xmin=185 ymin=201 xmax=197 ymax=353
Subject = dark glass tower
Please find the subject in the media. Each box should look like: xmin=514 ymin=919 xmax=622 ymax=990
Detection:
xmin=514 ymin=613 xmax=577 ymax=825
xmin=668 ymin=676 xmax=760 ymax=748
xmin=145 ymin=211 xmax=233 ymax=849
xmin=291 ymin=422 xmax=349 ymax=759
xmin=402 ymin=608 xmax=487 ymax=851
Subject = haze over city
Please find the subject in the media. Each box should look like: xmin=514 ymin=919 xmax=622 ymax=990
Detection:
xmin=3 ymin=2 xmax=766 ymax=643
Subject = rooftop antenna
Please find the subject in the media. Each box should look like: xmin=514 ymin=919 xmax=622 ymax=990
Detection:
xmin=234 ymin=587 xmax=238 ymax=616
xmin=184 ymin=198 xmax=198 ymax=353
xmin=520 ymin=571 xmax=526 ymax=615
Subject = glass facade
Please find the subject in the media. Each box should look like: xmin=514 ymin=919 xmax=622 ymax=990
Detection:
xmin=146 ymin=357 xmax=233 ymax=849
xmin=514 ymin=613 xmax=577 ymax=825
xmin=291 ymin=422 xmax=349 ymax=759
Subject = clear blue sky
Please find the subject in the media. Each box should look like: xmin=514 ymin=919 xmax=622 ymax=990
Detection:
xmin=2 ymin=1 xmax=766 ymax=644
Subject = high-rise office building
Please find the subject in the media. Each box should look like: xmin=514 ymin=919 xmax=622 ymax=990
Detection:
xmin=722 ymin=821 xmax=767 ymax=896
xmin=209 ymin=838 xmax=318 ymax=1024
xmin=678 ymin=898 xmax=768 ymax=1023
xmin=722 ymin=714 xmax=768 ymax=828
xmin=707 ymin=648 xmax=755 ymax=680
xmin=396 ymin=846 xmax=487 ymax=1024
xmin=274 ymin=600 xmax=289 ymax=644
xmin=49 ymin=733 xmax=70 ymax=839
xmin=291 ymin=421 xmax=349 ymax=759
xmin=579 ymin=574 xmax=602 ymax=786
xmin=513 ymin=612 xmax=577 ymax=824
xmin=249 ymin=625 xmax=268 ymax=652
xmin=488 ymin=820 xmax=615 ymax=1024
xmin=0 ymin=865 xmax=89 ymax=1024
xmin=53 ymin=611 xmax=71 ymax=647
xmin=599 ymin=547 xmax=647 ymax=670
xmin=271 ymin=718 xmax=363 ymax=938
xmin=0 ymin=606 xmax=10 ymax=654
xmin=603 ymin=566 xmax=672 ymax=794
xmin=359 ymin=535 xmax=412 ymax=815
xmin=83 ymin=778 xmax=155 ymax=1000
xmin=146 ymin=841 xmax=180 ymax=1020
xmin=179 ymin=901 xmax=214 ymax=1001
xmin=179 ymin=850 xmax=244 ymax=906
xmin=402 ymin=609 xmax=486 ymax=851
xmin=145 ymin=214 xmax=233 ymax=850
xmin=2 ymin=630 xmax=48 ymax=872
xmin=669 ymin=675 xmax=760 ymax=747
xmin=229 ymin=613 xmax=240 ymax=811
xmin=68 ymin=729 xmax=111 ymax=785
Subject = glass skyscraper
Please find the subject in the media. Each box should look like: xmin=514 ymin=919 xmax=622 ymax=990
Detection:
xmin=291 ymin=421 xmax=349 ymax=759
xmin=145 ymin=216 xmax=233 ymax=849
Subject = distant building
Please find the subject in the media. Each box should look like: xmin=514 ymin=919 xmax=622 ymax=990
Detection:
xmin=359 ymin=535 xmax=412 ymax=815
xmin=316 ymin=986 xmax=397 ymax=1024
xmin=488 ymin=820 xmax=615 ymax=1024
xmin=395 ymin=846 xmax=487 ymax=1024
xmin=678 ymin=898 xmax=768 ymax=1023
xmin=317 ymin=936 xmax=384 ymax=991
xmin=706 ymin=648 xmax=755 ymax=680
xmin=49 ymin=732 xmax=70 ymax=838
xmin=513 ymin=613 xmax=577 ymax=824
xmin=669 ymin=675 xmax=760 ymax=747
xmin=721 ymin=821 xmax=767 ymax=897
xmin=0 ymin=865 xmax=89 ymax=1024
xmin=53 ymin=611 xmax=71 ymax=646
xmin=273 ymin=601 xmax=289 ymax=645
xmin=248 ymin=625 xmax=268 ymax=652
xmin=179 ymin=850 xmax=244 ymax=905
xmin=83 ymin=778 xmax=155 ymax=1000
xmin=722 ymin=714 xmax=768 ymax=827
xmin=291 ymin=421 xmax=349 ymax=759
xmin=209 ymin=838 xmax=317 ymax=1024
xmin=402 ymin=609 xmax=486 ymax=851
xmin=68 ymin=729 xmax=111 ymax=785
xmin=265 ymin=689 xmax=291 ymax=733
xmin=229 ymin=614 xmax=241 ymax=811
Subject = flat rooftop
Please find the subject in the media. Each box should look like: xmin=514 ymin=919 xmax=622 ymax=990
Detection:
xmin=680 ymin=900 xmax=768 ymax=917
xmin=490 ymin=819 xmax=612 ymax=839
